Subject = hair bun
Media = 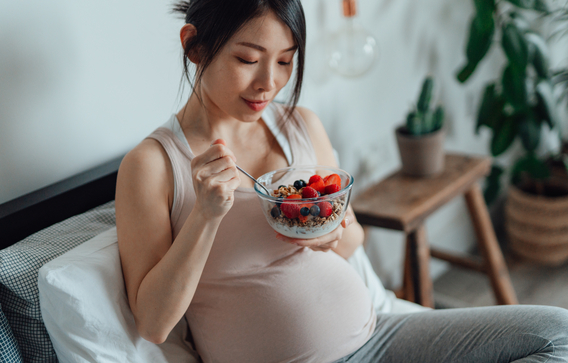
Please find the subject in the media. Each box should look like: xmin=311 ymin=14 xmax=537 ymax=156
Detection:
xmin=172 ymin=1 xmax=191 ymax=19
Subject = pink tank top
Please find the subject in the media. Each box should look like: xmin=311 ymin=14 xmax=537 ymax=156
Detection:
xmin=146 ymin=103 xmax=376 ymax=363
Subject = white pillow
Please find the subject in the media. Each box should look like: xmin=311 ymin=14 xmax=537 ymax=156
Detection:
xmin=38 ymin=227 xmax=198 ymax=363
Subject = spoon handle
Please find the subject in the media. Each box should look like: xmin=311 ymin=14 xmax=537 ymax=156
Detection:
xmin=236 ymin=165 xmax=271 ymax=195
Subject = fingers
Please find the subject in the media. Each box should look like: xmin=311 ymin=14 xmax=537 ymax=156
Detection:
xmin=210 ymin=138 xmax=226 ymax=147
xmin=275 ymin=226 xmax=342 ymax=251
xmin=207 ymin=140 xmax=237 ymax=163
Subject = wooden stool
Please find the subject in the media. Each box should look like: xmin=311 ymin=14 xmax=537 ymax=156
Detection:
xmin=352 ymin=153 xmax=518 ymax=308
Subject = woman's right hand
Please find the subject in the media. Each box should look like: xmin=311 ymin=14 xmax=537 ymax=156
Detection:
xmin=191 ymin=139 xmax=241 ymax=219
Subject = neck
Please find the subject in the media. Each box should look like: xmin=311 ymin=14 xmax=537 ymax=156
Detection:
xmin=176 ymin=92 xmax=261 ymax=144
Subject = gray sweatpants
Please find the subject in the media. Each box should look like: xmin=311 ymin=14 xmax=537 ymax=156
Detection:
xmin=334 ymin=305 xmax=568 ymax=362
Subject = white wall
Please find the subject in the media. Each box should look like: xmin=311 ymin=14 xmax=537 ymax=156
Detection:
xmin=2 ymin=1 xmax=565 ymax=288
xmin=0 ymin=1 xmax=183 ymax=203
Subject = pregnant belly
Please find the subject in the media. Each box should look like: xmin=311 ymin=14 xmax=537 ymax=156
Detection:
xmin=186 ymin=250 xmax=376 ymax=363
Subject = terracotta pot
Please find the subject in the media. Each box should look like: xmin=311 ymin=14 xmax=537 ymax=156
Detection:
xmin=505 ymin=185 xmax=568 ymax=266
xmin=395 ymin=126 xmax=445 ymax=177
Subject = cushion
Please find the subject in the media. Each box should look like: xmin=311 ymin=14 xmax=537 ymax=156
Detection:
xmin=0 ymin=302 xmax=23 ymax=362
xmin=38 ymin=227 xmax=198 ymax=363
xmin=0 ymin=201 xmax=116 ymax=362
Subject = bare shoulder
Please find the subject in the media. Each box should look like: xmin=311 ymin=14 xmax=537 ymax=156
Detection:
xmin=294 ymin=106 xmax=337 ymax=167
xmin=295 ymin=106 xmax=324 ymax=132
xmin=115 ymin=137 xmax=174 ymax=231
xmin=117 ymin=139 xmax=172 ymax=197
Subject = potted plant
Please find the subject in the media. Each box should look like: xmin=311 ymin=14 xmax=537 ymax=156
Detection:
xmin=457 ymin=0 xmax=568 ymax=265
xmin=395 ymin=76 xmax=446 ymax=177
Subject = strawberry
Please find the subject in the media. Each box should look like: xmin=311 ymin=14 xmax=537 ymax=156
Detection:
xmin=323 ymin=174 xmax=341 ymax=188
xmin=308 ymin=175 xmax=322 ymax=185
xmin=281 ymin=203 xmax=300 ymax=219
xmin=302 ymin=186 xmax=319 ymax=199
xmin=318 ymin=202 xmax=333 ymax=217
xmin=286 ymin=194 xmax=302 ymax=199
xmin=324 ymin=184 xmax=341 ymax=195
xmin=309 ymin=180 xmax=326 ymax=195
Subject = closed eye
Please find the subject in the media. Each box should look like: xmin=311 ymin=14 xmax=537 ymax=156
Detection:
xmin=279 ymin=61 xmax=291 ymax=66
xmin=237 ymin=57 xmax=257 ymax=65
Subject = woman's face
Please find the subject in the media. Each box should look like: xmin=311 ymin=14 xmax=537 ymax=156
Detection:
xmin=199 ymin=10 xmax=297 ymax=122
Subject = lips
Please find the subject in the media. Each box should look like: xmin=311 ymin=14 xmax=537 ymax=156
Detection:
xmin=243 ymin=98 xmax=269 ymax=112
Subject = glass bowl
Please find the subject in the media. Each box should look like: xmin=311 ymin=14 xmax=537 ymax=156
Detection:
xmin=254 ymin=165 xmax=354 ymax=239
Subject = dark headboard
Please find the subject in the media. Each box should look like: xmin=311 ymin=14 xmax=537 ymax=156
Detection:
xmin=0 ymin=156 xmax=124 ymax=250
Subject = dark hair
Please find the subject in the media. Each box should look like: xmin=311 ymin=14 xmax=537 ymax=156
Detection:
xmin=172 ymin=0 xmax=306 ymax=120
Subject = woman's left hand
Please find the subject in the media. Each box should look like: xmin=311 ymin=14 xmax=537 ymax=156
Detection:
xmin=275 ymin=208 xmax=355 ymax=252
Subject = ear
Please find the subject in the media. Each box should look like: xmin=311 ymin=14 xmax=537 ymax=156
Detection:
xmin=180 ymin=23 xmax=200 ymax=64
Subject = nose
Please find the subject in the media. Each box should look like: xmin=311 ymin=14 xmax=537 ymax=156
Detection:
xmin=254 ymin=63 xmax=276 ymax=93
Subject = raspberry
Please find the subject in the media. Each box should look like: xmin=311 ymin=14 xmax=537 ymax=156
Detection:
xmin=302 ymin=186 xmax=319 ymax=199
xmin=281 ymin=203 xmax=300 ymax=219
xmin=318 ymin=202 xmax=333 ymax=217
xmin=308 ymin=175 xmax=322 ymax=185
xmin=324 ymin=184 xmax=341 ymax=195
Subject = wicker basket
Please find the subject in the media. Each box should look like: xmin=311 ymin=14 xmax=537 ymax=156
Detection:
xmin=505 ymin=185 xmax=568 ymax=266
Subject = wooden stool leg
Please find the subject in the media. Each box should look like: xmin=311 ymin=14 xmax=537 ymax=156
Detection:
xmin=402 ymin=234 xmax=415 ymax=302
xmin=407 ymin=225 xmax=434 ymax=308
xmin=464 ymin=184 xmax=518 ymax=305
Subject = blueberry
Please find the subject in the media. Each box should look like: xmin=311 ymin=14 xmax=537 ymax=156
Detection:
xmin=310 ymin=205 xmax=320 ymax=216
xmin=317 ymin=191 xmax=321 ymax=197
xmin=293 ymin=180 xmax=303 ymax=189
xmin=271 ymin=205 xmax=281 ymax=218
xmin=300 ymin=207 xmax=310 ymax=216
xmin=300 ymin=179 xmax=307 ymax=187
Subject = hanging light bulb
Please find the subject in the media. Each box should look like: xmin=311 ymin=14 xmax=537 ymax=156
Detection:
xmin=328 ymin=0 xmax=378 ymax=77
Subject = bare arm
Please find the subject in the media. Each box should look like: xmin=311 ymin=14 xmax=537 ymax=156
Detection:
xmin=116 ymin=139 xmax=239 ymax=344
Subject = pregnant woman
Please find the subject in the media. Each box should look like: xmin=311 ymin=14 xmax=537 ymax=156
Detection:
xmin=115 ymin=0 xmax=568 ymax=362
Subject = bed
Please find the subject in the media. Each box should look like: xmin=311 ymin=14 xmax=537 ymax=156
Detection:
xmin=0 ymin=155 xmax=425 ymax=363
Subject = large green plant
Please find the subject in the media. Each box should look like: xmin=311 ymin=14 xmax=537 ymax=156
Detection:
xmin=457 ymin=0 xmax=566 ymax=203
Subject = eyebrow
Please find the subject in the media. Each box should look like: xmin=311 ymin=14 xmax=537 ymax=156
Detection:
xmin=236 ymin=42 xmax=298 ymax=53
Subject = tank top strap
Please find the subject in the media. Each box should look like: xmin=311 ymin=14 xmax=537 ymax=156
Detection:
xmin=144 ymin=127 xmax=193 ymax=229
xmin=272 ymin=103 xmax=319 ymax=166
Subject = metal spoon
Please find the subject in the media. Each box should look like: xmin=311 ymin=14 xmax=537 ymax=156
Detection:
xmin=236 ymin=165 xmax=271 ymax=195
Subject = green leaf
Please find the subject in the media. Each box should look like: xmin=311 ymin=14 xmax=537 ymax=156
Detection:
xmin=490 ymin=115 xmax=518 ymax=156
xmin=502 ymin=22 xmax=529 ymax=73
xmin=474 ymin=0 xmax=496 ymax=28
xmin=507 ymin=0 xmax=549 ymax=12
xmin=476 ymin=83 xmax=505 ymax=133
xmin=517 ymin=114 xmax=541 ymax=151
xmin=510 ymin=152 xmax=550 ymax=185
xmin=456 ymin=14 xmax=495 ymax=83
xmin=525 ymin=32 xmax=550 ymax=78
xmin=417 ymin=77 xmax=434 ymax=113
xmin=483 ymin=165 xmax=504 ymax=205
xmin=535 ymin=79 xmax=557 ymax=129
xmin=502 ymin=64 xmax=527 ymax=110
xmin=457 ymin=63 xmax=477 ymax=83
